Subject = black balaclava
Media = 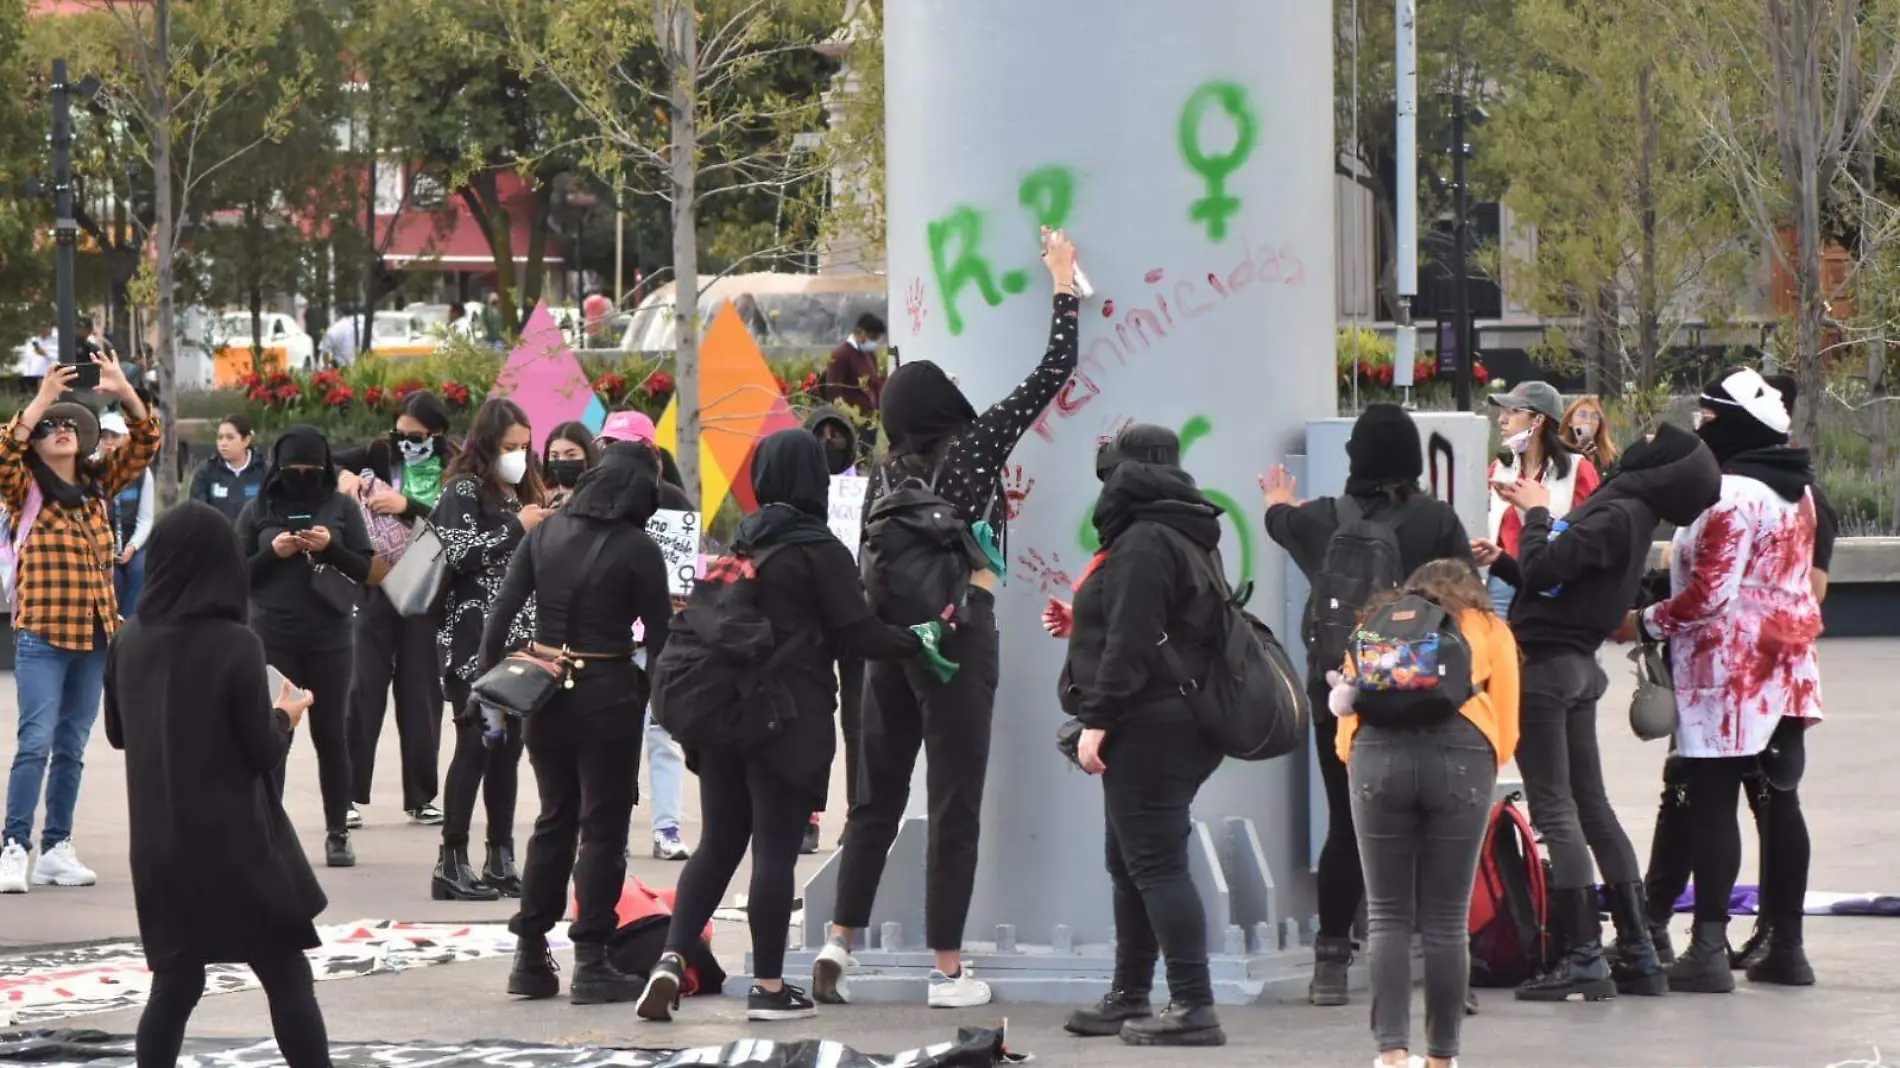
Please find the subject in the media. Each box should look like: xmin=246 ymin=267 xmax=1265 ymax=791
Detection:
xmin=805 ymin=405 xmax=861 ymax=476
xmin=733 ymin=429 xmax=837 ymax=552
xmin=878 ymin=361 xmax=977 ymax=458
xmin=138 ymin=501 xmax=249 ymax=624
xmin=265 ymin=425 xmax=336 ymax=513
xmin=1696 ymin=366 xmax=1790 ymax=465
xmin=1344 ymin=403 xmax=1424 ymax=496
xmin=1095 ymin=423 xmax=1182 ymax=482
xmin=564 ymin=442 xmax=661 ymax=525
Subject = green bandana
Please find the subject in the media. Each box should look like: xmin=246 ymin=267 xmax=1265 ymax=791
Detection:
xmin=402 ymin=455 xmax=445 ymax=509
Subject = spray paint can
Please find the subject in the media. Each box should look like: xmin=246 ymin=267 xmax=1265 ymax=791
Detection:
xmin=1071 ymin=261 xmax=1096 ymax=299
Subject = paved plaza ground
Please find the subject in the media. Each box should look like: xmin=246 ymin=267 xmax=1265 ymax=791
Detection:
xmin=5 ymin=639 xmax=1900 ymax=1066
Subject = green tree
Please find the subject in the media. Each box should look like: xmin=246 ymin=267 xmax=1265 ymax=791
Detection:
xmin=0 ymin=0 xmax=51 ymax=355
xmin=1479 ymin=0 xmax=1750 ymax=393
xmin=494 ymin=0 xmax=843 ymax=500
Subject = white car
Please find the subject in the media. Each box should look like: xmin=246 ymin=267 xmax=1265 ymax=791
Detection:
xmin=217 ymin=312 xmax=317 ymax=372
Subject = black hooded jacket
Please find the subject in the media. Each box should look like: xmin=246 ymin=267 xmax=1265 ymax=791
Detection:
xmin=700 ymin=430 xmax=922 ymax=806
xmin=104 ymin=503 xmax=325 ymax=970
xmin=804 ymin=404 xmax=861 ymax=476
xmin=482 ymin=445 xmax=675 ymax=723
xmin=233 ymin=425 xmax=374 ymax=651
xmin=1492 ymin=423 xmax=1722 ymax=655
xmin=1062 ymin=462 xmax=1226 ymax=729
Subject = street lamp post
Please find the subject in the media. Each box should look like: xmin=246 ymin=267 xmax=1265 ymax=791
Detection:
xmin=50 ymin=60 xmax=79 ymax=369
xmin=1450 ymin=91 xmax=1471 ymax=411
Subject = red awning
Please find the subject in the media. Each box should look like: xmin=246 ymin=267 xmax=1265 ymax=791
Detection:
xmin=378 ymin=210 xmax=565 ymax=270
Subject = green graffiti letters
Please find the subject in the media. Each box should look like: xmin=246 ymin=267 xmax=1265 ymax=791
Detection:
xmin=1075 ymin=415 xmax=1257 ymax=592
xmin=1178 ymin=81 xmax=1257 ymax=243
xmin=927 ymin=207 xmax=1007 ymax=337
xmin=1019 ymin=165 xmax=1077 ymax=232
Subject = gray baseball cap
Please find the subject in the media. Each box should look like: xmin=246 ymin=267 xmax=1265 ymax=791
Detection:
xmin=1486 ymin=381 xmax=1565 ymax=423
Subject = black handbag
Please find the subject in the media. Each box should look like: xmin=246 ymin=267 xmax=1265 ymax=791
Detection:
xmin=308 ymin=556 xmax=362 ymax=615
xmin=470 ymin=527 xmax=612 ymax=719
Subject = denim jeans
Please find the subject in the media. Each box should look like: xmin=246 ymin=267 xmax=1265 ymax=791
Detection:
xmin=6 ymin=629 xmax=109 ymax=850
xmin=1486 ymin=573 xmax=1515 ymax=617
xmin=115 ymin=552 xmax=147 ymax=620
xmin=645 ymin=706 xmax=684 ymax=833
xmin=1350 ymin=717 xmax=1496 ymax=1061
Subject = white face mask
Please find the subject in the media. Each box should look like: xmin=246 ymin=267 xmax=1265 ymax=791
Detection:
xmin=495 ymin=449 xmax=529 ymax=486
xmin=397 ymin=437 xmax=436 ymax=466
xmin=1503 ymin=426 xmax=1536 ymax=455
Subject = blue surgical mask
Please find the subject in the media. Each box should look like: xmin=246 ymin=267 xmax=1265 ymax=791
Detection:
xmin=856 ymin=337 xmax=880 ymax=353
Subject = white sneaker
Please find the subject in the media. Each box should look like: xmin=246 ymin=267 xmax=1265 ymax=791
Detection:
xmin=811 ymin=938 xmax=855 ymax=1005
xmin=928 ymin=964 xmax=992 ymax=1008
xmin=0 ymin=841 xmax=28 ymax=894
xmin=32 ymin=840 xmax=96 ymax=887
xmin=651 ymin=827 xmax=691 ymax=861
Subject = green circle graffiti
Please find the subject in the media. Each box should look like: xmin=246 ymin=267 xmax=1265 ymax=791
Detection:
xmin=1074 ymin=414 xmax=1256 ymax=591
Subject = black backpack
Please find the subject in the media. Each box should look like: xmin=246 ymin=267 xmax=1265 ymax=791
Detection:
xmin=650 ymin=545 xmax=799 ymax=749
xmin=1306 ymin=497 xmax=1408 ymax=676
xmin=860 ymin=456 xmax=987 ymax=626
xmin=1347 ymin=592 xmax=1475 ymax=728
xmin=1160 ymin=542 xmax=1309 ymax=761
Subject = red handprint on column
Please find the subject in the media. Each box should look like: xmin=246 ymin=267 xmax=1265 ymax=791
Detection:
xmin=1014 ymin=548 xmax=1073 ymax=594
xmin=906 ymin=278 xmax=928 ymax=336
xmin=1003 ymin=464 xmax=1036 ymax=520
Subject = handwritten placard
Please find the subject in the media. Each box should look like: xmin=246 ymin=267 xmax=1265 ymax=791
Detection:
xmin=829 ymin=475 xmax=869 ymax=559
xmin=645 ymin=509 xmax=705 ymax=596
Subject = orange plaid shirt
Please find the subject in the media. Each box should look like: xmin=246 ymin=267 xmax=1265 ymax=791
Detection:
xmin=0 ymin=411 xmax=161 ymax=650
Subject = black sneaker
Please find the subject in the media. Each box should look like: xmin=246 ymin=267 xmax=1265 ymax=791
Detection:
xmin=636 ymin=953 xmax=686 ymax=1022
xmin=1064 ymin=988 xmax=1152 ymax=1036
xmin=800 ymin=822 xmax=821 ymax=855
xmin=747 ymin=982 xmax=818 ymax=1021
xmin=325 ymin=830 xmax=355 ymax=868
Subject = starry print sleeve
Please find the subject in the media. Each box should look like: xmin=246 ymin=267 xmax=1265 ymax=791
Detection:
xmin=960 ymin=292 xmax=1081 ymax=473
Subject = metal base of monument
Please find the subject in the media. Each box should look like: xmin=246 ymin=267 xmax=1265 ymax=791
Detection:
xmin=775 ymin=812 xmax=1365 ymax=1005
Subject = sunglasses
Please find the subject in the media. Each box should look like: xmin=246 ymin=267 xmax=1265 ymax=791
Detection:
xmin=32 ymin=418 xmax=79 ymax=440
xmin=391 ymin=430 xmax=430 ymax=444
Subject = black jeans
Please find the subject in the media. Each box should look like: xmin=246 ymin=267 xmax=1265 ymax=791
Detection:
xmin=1102 ymin=720 xmax=1222 ymax=1005
xmin=440 ymin=676 xmax=526 ymax=851
xmin=347 ymin=596 xmax=443 ymax=810
xmin=510 ymin=701 xmax=640 ymax=946
xmin=1679 ymin=717 xmax=1811 ymax=930
xmin=1350 ymin=718 xmax=1496 ymax=1061
xmin=666 ymin=746 xmax=810 ymax=980
xmin=266 ymin=645 xmax=355 ymax=833
xmin=1515 ymin=650 xmax=1640 ymax=889
xmin=835 ymin=590 xmax=999 ymax=950
xmin=136 ymin=953 xmax=330 ymax=1068
xmin=1311 ymin=682 xmax=1364 ymax=939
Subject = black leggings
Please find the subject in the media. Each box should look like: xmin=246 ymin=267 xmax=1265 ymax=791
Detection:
xmin=137 ymin=953 xmax=330 ymax=1068
xmin=1644 ymin=756 xmax=1766 ymax=923
xmin=1311 ymin=694 xmax=1364 ymax=939
xmin=266 ymin=645 xmax=355 ymax=833
xmin=666 ymin=747 xmax=810 ymax=980
xmin=439 ymin=676 xmax=525 ymax=850
xmin=1680 ymin=717 xmax=1811 ymax=931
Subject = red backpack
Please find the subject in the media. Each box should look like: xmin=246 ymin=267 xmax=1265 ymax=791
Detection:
xmin=1468 ymin=792 xmax=1552 ymax=987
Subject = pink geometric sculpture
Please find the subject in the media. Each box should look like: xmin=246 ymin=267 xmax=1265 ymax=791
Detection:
xmin=489 ymin=301 xmax=607 ymax=450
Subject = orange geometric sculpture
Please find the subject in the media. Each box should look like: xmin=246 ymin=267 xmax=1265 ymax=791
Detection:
xmin=653 ymin=301 xmax=801 ymax=518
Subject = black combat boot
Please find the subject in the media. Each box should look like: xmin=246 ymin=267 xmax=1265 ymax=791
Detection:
xmin=506 ymin=933 xmax=560 ymax=999
xmin=1606 ymin=882 xmax=1667 ymax=996
xmin=1744 ymin=915 xmax=1814 ymax=987
xmin=570 ymin=942 xmax=642 ymax=1005
xmin=1308 ymin=935 xmax=1353 ymax=1006
xmin=1064 ymin=987 xmax=1153 ymax=1037
xmin=1667 ymin=920 xmax=1737 ymax=994
xmin=1515 ymin=887 xmax=1616 ymax=1002
xmin=1119 ymin=1002 xmax=1225 ymax=1047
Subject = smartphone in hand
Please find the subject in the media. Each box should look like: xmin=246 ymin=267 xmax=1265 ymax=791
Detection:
xmin=266 ymin=666 xmax=310 ymax=706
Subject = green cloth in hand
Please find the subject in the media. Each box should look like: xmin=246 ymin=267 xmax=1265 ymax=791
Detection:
xmin=970 ymin=520 xmax=1007 ymax=583
xmin=909 ymin=620 xmax=961 ymax=684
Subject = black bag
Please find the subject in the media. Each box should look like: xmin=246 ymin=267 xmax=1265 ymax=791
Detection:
xmin=308 ymin=558 xmax=362 ymax=615
xmin=860 ymin=457 xmax=987 ymax=626
xmin=650 ymin=544 xmax=802 ymax=749
xmin=1347 ymin=593 xmax=1475 ymax=729
xmin=1306 ymin=497 xmax=1407 ymax=676
xmin=470 ymin=527 xmax=612 ymax=719
xmin=1160 ymin=545 xmax=1309 ymax=761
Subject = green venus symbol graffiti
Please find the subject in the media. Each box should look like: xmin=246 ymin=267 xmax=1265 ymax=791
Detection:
xmin=1074 ymin=415 xmax=1256 ymax=590
xmin=926 ymin=80 xmax=1259 ymax=335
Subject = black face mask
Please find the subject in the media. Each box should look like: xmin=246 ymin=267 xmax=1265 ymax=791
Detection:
xmin=823 ymin=437 xmax=852 ymax=474
xmin=545 ymin=458 xmax=587 ymax=489
xmin=280 ymin=468 xmax=325 ymax=498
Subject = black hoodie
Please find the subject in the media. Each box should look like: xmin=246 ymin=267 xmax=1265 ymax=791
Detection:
xmin=804 ymin=404 xmax=862 ymax=477
xmin=232 ymin=426 xmax=375 ymax=651
xmin=1062 ymin=462 xmax=1226 ymax=729
xmin=1493 ymin=423 xmax=1722 ymax=655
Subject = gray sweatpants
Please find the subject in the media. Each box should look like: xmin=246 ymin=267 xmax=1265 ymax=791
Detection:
xmin=1349 ymin=716 xmax=1496 ymax=1060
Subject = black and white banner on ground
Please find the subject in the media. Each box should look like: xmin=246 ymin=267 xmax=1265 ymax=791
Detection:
xmin=0 ymin=1028 xmax=1027 ymax=1067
